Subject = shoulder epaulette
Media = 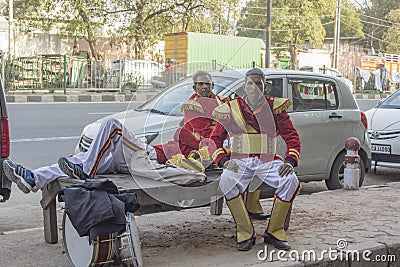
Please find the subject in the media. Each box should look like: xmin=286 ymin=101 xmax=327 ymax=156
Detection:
xmin=216 ymin=95 xmax=230 ymax=103
xmin=272 ymin=97 xmax=292 ymax=114
xmin=181 ymin=99 xmax=205 ymax=113
xmin=212 ymin=102 xmax=231 ymax=120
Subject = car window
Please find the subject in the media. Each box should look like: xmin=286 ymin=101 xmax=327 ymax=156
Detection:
xmin=291 ymin=79 xmax=338 ymax=111
xmin=136 ymin=75 xmax=237 ymax=116
xmin=265 ymin=78 xmax=283 ymax=97
xmin=378 ymin=91 xmax=400 ymax=109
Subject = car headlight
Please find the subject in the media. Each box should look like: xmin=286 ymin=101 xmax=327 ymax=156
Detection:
xmin=135 ymin=132 xmax=159 ymax=144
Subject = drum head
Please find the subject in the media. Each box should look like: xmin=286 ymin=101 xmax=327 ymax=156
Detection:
xmin=124 ymin=212 xmax=143 ymax=267
xmin=62 ymin=212 xmax=93 ymax=267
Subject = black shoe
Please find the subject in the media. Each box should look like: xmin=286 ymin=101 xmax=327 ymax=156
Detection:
xmin=249 ymin=212 xmax=271 ymax=220
xmin=58 ymin=157 xmax=90 ymax=180
xmin=263 ymin=232 xmax=291 ymax=250
xmin=237 ymin=236 xmax=256 ymax=251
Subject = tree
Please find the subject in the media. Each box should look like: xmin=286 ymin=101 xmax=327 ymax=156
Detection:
xmin=6 ymin=0 xmax=108 ymax=60
xmin=108 ymin=0 xmax=221 ymax=59
xmin=160 ymin=1 xmax=213 ymax=34
xmin=207 ymin=0 xmax=240 ymax=35
xmin=237 ymin=0 xmax=336 ymax=69
xmin=60 ymin=0 xmax=109 ymax=60
xmin=360 ymin=0 xmax=400 ymax=52
xmin=5 ymin=0 xmax=240 ymax=60
xmin=109 ymin=0 xmax=240 ymax=58
xmin=236 ymin=0 xmax=266 ymax=40
xmin=4 ymin=0 xmax=60 ymax=33
xmin=382 ymin=8 xmax=400 ymax=54
xmin=322 ymin=0 xmax=363 ymax=38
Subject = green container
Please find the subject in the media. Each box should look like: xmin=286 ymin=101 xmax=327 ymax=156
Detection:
xmin=165 ymin=32 xmax=265 ymax=71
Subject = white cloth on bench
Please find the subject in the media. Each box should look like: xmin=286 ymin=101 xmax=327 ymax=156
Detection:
xmin=128 ymin=150 xmax=206 ymax=185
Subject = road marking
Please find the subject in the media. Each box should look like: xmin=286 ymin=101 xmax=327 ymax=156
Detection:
xmin=89 ymin=112 xmax=116 ymax=115
xmin=11 ymin=136 xmax=81 ymax=143
xmin=3 ymin=227 xmax=44 ymax=235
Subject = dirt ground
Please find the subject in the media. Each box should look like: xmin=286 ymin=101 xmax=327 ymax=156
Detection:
xmin=2 ymin=182 xmax=400 ymax=266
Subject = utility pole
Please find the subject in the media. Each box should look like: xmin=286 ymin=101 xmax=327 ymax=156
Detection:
xmin=333 ymin=0 xmax=341 ymax=69
xmin=8 ymin=0 xmax=14 ymax=57
xmin=265 ymin=0 xmax=271 ymax=68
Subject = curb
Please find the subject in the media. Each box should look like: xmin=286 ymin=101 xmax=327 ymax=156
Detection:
xmin=5 ymin=92 xmax=159 ymax=103
xmin=354 ymin=93 xmax=389 ymax=100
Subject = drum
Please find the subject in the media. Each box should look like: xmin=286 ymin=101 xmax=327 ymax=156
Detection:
xmin=63 ymin=212 xmax=143 ymax=267
xmin=114 ymin=212 xmax=143 ymax=267
xmin=62 ymin=212 xmax=118 ymax=267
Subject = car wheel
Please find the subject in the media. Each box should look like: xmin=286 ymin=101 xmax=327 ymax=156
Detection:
xmin=325 ymin=151 xmax=365 ymax=190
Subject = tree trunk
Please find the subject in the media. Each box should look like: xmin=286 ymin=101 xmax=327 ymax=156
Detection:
xmin=289 ymin=34 xmax=299 ymax=70
xmin=87 ymin=37 xmax=102 ymax=60
xmin=289 ymin=44 xmax=299 ymax=70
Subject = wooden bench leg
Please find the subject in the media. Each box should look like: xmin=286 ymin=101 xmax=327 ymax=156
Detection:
xmin=43 ymin=198 xmax=58 ymax=244
xmin=210 ymin=196 xmax=224 ymax=215
xmin=41 ymin=181 xmax=61 ymax=244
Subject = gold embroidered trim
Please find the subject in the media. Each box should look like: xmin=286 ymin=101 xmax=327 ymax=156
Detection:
xmin=181 ymin=100 xmax=205 ymax=113
xmin=230 ymin=100 xmax=257 ymax=133
xmin=288 ymin=149 xmax=300 ymax=160
xmin=273 ymin=98 xmax=291 ymax=114
xmin=212 ymin=148 xmax=226 ymax=161
xmin=212 ymin=102 xmax=231 ymax=120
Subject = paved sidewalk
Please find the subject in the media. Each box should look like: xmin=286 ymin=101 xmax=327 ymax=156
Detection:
xmin=0 ymin=182 xmax=399 ymax=266
xmin=5 ymin=89 xmax=160 ymax=103
xmin=4 ymin=90 xmax=390 ymax=103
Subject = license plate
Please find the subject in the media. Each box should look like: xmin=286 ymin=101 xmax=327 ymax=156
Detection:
xmin=371 ymin=144 xmax=391 ymax=154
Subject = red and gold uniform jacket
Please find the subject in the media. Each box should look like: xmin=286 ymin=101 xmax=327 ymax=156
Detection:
xmin=208 ymin=95 xmax=301 ymax=167
xmin=153 ymin=92 xmax=229 ymax=164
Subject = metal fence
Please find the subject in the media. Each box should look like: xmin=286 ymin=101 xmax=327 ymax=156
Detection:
xmin=0 ymin=53 xmax=261 ymax=93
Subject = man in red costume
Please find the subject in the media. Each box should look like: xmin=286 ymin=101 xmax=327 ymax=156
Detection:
xmin=208 ymin=68 xmax=301 ymax=251
xmin=152 ymin=70 xmax=228 ymax=164
xmin=155 ymin=70 xmax=269 ymax=219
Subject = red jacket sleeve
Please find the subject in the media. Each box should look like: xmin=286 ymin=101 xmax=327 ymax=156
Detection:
xmin=208 ymin=122 xmax=230 ymax=166
xmin=274 ymin=110 xmax=301 ymax=167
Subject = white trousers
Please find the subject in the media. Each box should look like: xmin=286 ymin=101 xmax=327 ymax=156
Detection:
xmin=32 ymin=118 xmax=155 ymax=192
xmin=219 ymin=158 xmax=300 ymax=202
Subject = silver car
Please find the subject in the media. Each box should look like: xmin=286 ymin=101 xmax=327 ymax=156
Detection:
xmin=76 ymin=68 xmax=371 ymax=190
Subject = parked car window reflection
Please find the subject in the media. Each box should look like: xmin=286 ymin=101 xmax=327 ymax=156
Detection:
xmin=291 ymin=79 xmax=338 ymax=111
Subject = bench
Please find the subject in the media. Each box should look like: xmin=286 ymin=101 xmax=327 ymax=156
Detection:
xmin=40 ymin=171 xmax=225 ymax=244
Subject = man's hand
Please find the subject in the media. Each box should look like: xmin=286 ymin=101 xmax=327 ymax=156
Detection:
xmin=223 ymin=160 xmax=239 ymax=173
xmin=278 ymin=162 xmax=294 ymax=177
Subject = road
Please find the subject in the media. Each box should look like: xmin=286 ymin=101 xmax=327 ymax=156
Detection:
xmin=8 ymin=102 xmax=131 ymax=168
xmin=1 ymin=99 xmax=397 ymax=223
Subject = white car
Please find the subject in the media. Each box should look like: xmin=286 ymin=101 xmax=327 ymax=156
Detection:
xmin=365 ymin=89 xmax=400 ymax=170
xmin=110 ymin=59 xmax=164 ymax=88
xmin=76 ymin=68 xmax=371 ymax=190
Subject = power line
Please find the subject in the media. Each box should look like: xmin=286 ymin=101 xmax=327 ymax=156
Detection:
xmin=246 ymin=6 xmax=298 ymax=10
xmin=341 ymin=14 xmax=392 ymax=28
xmin=341 ymin=20 xmax=399 ymax=49
xmin=243 ymin=2 xmax=397 ymax=27
xmin=237 ymin=20 xmax=335 ymax=33
xmin=359 ymin=13 xmax=394 ymax=25
xmin=243 ymin=12 xmax=303 ymax=18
